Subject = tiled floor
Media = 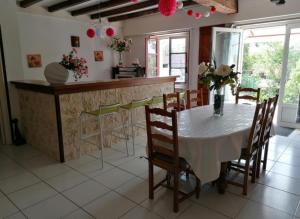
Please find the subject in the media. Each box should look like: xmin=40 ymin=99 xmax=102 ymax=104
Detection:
xmin=1 ymin=134 xmax=300 ymax=218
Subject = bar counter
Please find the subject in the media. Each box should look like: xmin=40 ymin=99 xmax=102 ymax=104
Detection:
xmin=12 ymin=76 xmax=176 ymax=162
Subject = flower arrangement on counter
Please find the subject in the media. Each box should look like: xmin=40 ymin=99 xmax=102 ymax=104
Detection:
xmin=59 ymin=48 xmax=88 ymax=81
xmin=198 ymin=62 xmax=240 ymax=94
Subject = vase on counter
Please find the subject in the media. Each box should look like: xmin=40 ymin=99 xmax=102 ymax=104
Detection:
xmin=44 ymin=62 xmax=69 ymax=85
xmin=118 ymin=52 xmax=123 ymax=66
xmin=214 ymin=88 xmax=225 ymax=116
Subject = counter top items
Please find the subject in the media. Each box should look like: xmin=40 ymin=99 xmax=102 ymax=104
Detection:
xmin=44 ymin=62 xmax=69 ymax=85
xmin=112 ymin=66 xmax=145 ymax=79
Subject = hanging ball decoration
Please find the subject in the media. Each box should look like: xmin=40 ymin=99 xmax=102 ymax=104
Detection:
xmin=106 ymin=27 xmax=115 ymax=37
xmin=131 ymin=0 xmax=139 ymax=3
xmin=210 ymin=6 xmax=217 ymax=14
xmin=177 ymin=1 xmax=183 ymax=9
xmin=86 ymin=28 xmax=96 ymax=38
xmin=187 ymin=9 xmax=193 ymax=16
xmin=96 ymin=28 xmax=102 ymax=37
xmin=158 ymin=0 xmax=177 ymax=17
xmin=195 ymin=12 xmax=202 ymax=20
xmin=204 ymin=11 xmax=210 ymax=17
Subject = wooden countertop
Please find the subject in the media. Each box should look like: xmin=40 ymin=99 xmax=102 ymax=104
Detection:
xmin=11 ymin=76 xmax=176 ymax=95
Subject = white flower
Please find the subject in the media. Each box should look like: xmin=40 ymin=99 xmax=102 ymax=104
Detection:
xmin=198 ymin=62 xmax=208 ymax=75
xmin=215 ymin=64 xmax=232 ymax=77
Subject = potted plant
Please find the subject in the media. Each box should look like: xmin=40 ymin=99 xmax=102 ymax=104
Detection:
xmin=108 ymin=37 xmax=132 ymax=66
xmin=198 ymin=62 xmax=239 ymax=116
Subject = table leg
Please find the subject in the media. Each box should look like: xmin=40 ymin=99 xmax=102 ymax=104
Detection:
xmin=217 ymin=162 xmax=228 ymax=194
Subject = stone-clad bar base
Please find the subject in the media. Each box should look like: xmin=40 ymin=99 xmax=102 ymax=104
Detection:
xmin=12 ymin=77 xmax=175 ymax=162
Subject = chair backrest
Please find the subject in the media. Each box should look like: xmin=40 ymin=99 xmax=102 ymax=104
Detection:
xmin=186 ymin=89 xmax=204 ymax=109
xmin=246 ymin=101 xmax=266 ymax=154
xmin=236 ymin=87 xmax=261 ymax=104
xmin=163 ymin=92 xmax=180 ymax=112
xmin=145 ymin=105 xmax=179 ymax=166
xmin=260 ymin=94 xmax=279 ymax=145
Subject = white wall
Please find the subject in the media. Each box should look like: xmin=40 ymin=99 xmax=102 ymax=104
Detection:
xmin=18 ymin=12 xmax=122 ymax=82
xmin=123 ymin=0 xmax=300 ymax=89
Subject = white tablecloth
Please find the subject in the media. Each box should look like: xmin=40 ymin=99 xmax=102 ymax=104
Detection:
xmin=157 ymin=104 xmax=256 ymax=184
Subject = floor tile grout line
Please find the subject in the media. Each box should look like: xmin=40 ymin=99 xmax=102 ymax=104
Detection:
xmin=293 ymin=199 xmax=300 ymax=218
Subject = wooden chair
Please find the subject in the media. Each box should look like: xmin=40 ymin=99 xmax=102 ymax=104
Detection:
xmin=235 ymin=87 xmax=261 ymax=104
xmin=145 ymin=105 xmax=200 ymax=212
xmin=163 ymin=92 xmax=182 ymax=112
xmin=227 ymin=101 xmax=266 ymax=195
xmin=186 ymin=89 xmax=204 ymax=109
xmin=256 ymin=95 xmax=279 ymax=177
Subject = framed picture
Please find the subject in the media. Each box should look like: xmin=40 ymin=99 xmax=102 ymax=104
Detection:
xmin=94 ymin=51 xmax=103 ymax=62
xmin=71 ymin=36 xmax=80 ymax=47
xmin=27 ymin=54 xmax=42 ymax=68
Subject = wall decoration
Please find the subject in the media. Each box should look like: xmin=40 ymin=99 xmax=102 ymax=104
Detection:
xmin=106 ymin=27 xmax=115 ymax=37
xmin=87 ymin=28 xmax=96 ymax=38
xmin=158 ymin=0 xmax=177 ymax=16
xmin=187 ymin=9 xmax=193 ymax=16
xmin=210 ymin=6 xmax=217 ymax=14
xmin=71 ymin=36 xmax=80 ymax=47
xmin=195 ymin=12 xmax=202 ymax=20
xmin=94 ymin=51 xmax=104 ymax=62
xmin=27 ymin=54 xmax=42 ymax=68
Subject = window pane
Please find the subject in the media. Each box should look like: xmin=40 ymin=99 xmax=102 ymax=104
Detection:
xmin=171 ymin=68 xmax=185 ymax=82
xmin=171 ymin=38 xmax=186 ymax=53
xmin=159 ymin=39 xmax=170 ymax=77
xmin=147 ymin=39 xmax=157 ymax=77
xmin=171 ymin=54 xmax=186 ymax=68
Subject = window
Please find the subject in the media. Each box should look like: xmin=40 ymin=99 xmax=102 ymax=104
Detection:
xmin=146 ymin=32 xmax=189 ymax=83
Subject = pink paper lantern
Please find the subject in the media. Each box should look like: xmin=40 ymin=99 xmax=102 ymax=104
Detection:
xmin=106 ymin=27 xmax=115 ymax=37
xmin=86 ymin=28 xmax=96 ymax=38
xmin=177 ymin=1 xmax=183 ymax=9
xmin=187 ymin=9 xmax=193 ymax=16
xmin=210 ymin=6 xmax=217 ymax=14
xmin=195 ymin=12 xmax=202 ymax=20
xmin=158 ymin=0 xmax=177 ymax=17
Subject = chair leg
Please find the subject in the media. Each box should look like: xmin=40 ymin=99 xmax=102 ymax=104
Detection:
xmin=243 ymin=159 xmax=250 ymax=196
xmin=196 ymin=178 xmax=200 ymax=199
xmin=166 ymin=171 xmax=171 ymax=186
xmin=98 ymin=117 xmax=104 ymax=169
xmin=149 ymin=161 xmax=154 ymax=200
xmin=251 ymin=155 xmax=257 ymax=183
xmin=173 ymin=170 xmax=179 ymax=213
xmin=256 ymin=147 xmax=262 ymax=178
xmin=130 ymin=110 xmax=135 ymax=156
xmin=263 ymin=141 xmax=269 ymax=170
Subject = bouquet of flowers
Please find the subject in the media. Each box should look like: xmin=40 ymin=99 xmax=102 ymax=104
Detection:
xmin=108 ymin=38 xmax=132 ymax=52
xmin=198 ymin=62 xmax=239 ymax=94
xmin=60 ymin=48 xmax=88 ymax=81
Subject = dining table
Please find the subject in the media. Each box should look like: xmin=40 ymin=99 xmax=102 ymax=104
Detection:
xmin=157 ymin=103 xmax=256 ymax=193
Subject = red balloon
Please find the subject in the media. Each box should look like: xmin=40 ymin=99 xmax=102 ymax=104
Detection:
xmin=87 ymin=28 xmax=96 ymax=38
xmin=106 ymin=27 xmax=115 ymax=37
xmin=187 ymin=9 xmax=193 ymax=16
xmin=210 ymin=6 xmax=217 ymax=14
xmin=158 ymin=0 xmax=177 ymax=17
xmin=195 ymin=12 xmax=202 ymax=20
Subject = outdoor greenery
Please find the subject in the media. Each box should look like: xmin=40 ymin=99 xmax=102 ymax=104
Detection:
xmin=242 ymin=42 xmax=300 ymax=103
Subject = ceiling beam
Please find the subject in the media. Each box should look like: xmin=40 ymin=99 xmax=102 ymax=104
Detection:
xmin=71 ymin=0 xmax=131 ymax=16
xmin=107 ymin=0 xmax=197 ymax=22
xmin=19 ymin=0 xmax=43 ymax=8
xmin=193 ymin=0 xmax=238 ymax=14
xmin=90 ymin=0 xmax=159 ymax=19
xmin=48 ymin=0 xmax=91 ymax=12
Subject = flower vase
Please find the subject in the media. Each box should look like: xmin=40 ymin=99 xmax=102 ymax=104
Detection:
xmin=214 ymin=88 xmax=225 ymax=116
xmin=118 ymin=52 xmax=123 ymax=66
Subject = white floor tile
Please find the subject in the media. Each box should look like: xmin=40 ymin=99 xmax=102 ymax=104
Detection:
xmin=191 ymin=185 xmax=247 ymax=218
xmin=249 ymin=184 xmax=300 ymax=215
xmin=141 ymin=188 xmax=192 ymax=219
xmin=5 ymin=212 xmax=27 ymax=219
xmin=18 ymin=154 xmax=55 ymax=170
xmin=0 ymin=196 xmax=19 ymax=218
xmin=0 ymin=172 xmax=40 ymax=194
xmin=31 ymin=163 xmax=72 ymax=180
xmin=8 ymin=182 xmax=57 ymax=209
xmin=278 ymin=153 xmax=300 ymax=166
xmin=177 ymin=203 xmax=229 ymax=219
xmin=63 ymin=180 xmax=109 ymax=206
xmin=116 ymin=177 xmax=149 ymax=204
xmin=23 ymin=194 xmax=78 ymax=219
xmin=62 ymin=209 xmax=94 ymax=219
xmin=118 ymin=157 xmax=148 ymax=176
xmin=46 ymin=170 xmax=88 ymax=192
xmin=120 ymin=206 xmax=162 ymax=219
xmin=65 ymin=155 xmax=96 ymax=169
xmin=75 ymin=159 xmax=114 ymax=177
xmin=0 ymin=162 xmax=26 ymax=181
xmin=93 ymin=167 xmax=135 ymax=189
xmin=83 ymin=191 xmax=135 ymax=219
xmin=270 ymin=162 xmax=300 ymax=179
xmin=236 ymin=200 xmax=293 ymax=219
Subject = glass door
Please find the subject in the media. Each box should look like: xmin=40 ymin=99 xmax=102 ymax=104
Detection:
xmin=146 ymin=37 xmax=158 ymax=77
xmin=211 ymin=27 xmax=244 ymax=103
xmin=278 ymin=24 xmax=300 ymax=128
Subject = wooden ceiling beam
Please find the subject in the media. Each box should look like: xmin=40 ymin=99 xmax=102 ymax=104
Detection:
xmin=71 ymin=0 xmax=131 ymax=16
xmin=193 ymin=0 xmax=238 ymax=14
xmin=19 ymin=0 xmax=43 ymax=8
xmin=48 ymin=0 xmax=91 ymax=12
xmin=107 ymin=0 xmax=197 ymax=22
xmin=91 ymin=0 xmax=159 ymax=19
